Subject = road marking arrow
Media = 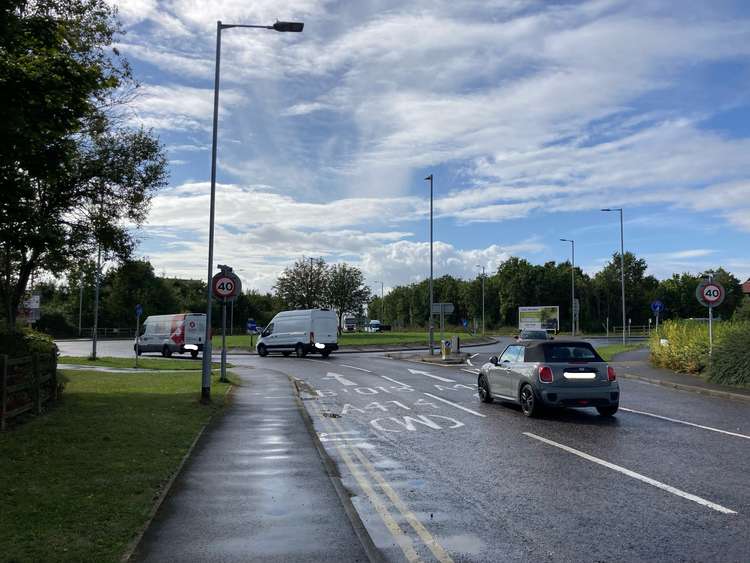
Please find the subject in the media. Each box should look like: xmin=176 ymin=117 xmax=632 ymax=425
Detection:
xmin=407 ymin=368 xmax=455 ymax=383
xmin=325 ymin=372 xmax=357 ymax=386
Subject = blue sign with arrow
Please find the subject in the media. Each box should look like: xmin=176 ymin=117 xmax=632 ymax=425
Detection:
xmin=650 ymin=300 xmax=664 ymax=313
xmin=135 ymin=304 xmax=143 ymax=318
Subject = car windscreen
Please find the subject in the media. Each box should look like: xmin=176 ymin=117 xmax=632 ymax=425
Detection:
xmin=544 ymin=343 xmax=602 ymax=363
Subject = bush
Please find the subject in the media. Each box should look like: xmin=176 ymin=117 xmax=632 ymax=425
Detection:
xmin=35 ymin=312 xmax=77 ymax=338
xmin=708 ymin=323 xmax=750 ymax=387
xmin=0 ymin=327 xmax=57 ymax=358
xmin=649 ymin=320 xmax=740 ymax=374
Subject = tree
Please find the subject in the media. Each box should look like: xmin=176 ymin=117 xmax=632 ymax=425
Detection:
xmin=0 ymin=0 xmax=168 ymax=329
xmin=274 ymin=257 xmax=329 ymax=309
xmin=326 ymin=264 xmax=370 ymax=333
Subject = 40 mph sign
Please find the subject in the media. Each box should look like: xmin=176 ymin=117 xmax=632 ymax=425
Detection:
xmin=212 ymin=271 xmax=241 ymax=301
xmin=695 ymin=281 xmax=725 ymax=308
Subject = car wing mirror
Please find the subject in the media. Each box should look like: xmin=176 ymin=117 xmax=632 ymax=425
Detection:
xmin=489 ymin=356 xmax=498 ymax=366
xmin=514 ymin=335 xmax=519 ymax=340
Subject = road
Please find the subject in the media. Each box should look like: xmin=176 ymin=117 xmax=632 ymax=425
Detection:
xmin=57 ymin=339 xmax=749 ymax=562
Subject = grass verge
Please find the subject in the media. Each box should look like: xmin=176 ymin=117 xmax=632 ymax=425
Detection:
xmin=58 ymin=356 xmax=226 ymax=370
xmin=0 ymin=369 xmax=233 ymax=562
xmin=595 ymin=344 xmax=645 ymax=362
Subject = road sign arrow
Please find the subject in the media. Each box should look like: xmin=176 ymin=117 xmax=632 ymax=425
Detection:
xmin=407 ymin=368 xmax=455 ymax=383
xmin=324 ymin=372 xmax=357 ymax=386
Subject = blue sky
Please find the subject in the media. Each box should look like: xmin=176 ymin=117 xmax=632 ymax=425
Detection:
xmin=115 ymin=0 xmax=750 ymax=293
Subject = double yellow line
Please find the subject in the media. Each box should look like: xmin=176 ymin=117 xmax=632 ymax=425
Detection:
xmin=314 ymin=403 xmax=453 ymax=563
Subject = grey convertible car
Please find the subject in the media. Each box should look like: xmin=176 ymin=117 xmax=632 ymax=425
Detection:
xmin=478 ymin=340 xmax=619 ymax=417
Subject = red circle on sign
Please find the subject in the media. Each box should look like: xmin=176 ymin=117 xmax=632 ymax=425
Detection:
xmin=189 ymin=321 xmax=196 ymax=328
xmin=213 ymin=277 xmax=235 ymax=296
xmin=702 ymin=284 xmax=723 ymax=304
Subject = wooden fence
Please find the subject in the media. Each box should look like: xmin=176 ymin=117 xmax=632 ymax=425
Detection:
xmin=0 ymin=351 xmax=58 ymax=431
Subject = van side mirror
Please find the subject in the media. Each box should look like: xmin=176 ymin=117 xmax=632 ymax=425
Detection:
xmin=489 ymin=356 xmax=498 ymax=365
xmin=514 ymin=335 xmax=519 ymax=340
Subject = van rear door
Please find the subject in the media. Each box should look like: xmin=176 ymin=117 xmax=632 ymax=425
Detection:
xmin=185 ymin=315 xmax=205 ymax=345
xmin=313 ymin=311 xmax=338 ymax=344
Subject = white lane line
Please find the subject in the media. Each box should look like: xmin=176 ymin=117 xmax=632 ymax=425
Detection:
xmin=304 ymin=358 xmax=327 ymax=363
xmin=461 ymin=368 xmax=480 ymax=375
xmin=470 ymin=353 xmax=479 ymax=358
xmin=467 ymin=358 xmax=473 ymax=366
xmin=408 ymin=368 xmax=455 ymax=383
xmin=380 ymin=375 xmax=413 ymax=387
xmin=620 ymin=407 xmax=750 ymax=440
xmin=523 ymin=432 xmax=737 ymax=515
xmin=423 ymin=393 xmax=486 ymax=417
xmin=340 ymin=364 xmax=373 ymax=373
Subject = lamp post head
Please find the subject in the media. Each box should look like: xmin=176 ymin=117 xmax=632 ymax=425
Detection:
xmin=272 ymin=21 xmax=304 ymax=32
xmin=424 ymin=174 xmax=433 ymax=181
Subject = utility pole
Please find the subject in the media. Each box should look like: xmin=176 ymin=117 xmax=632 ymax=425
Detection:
xmin=91 ymin=246 xmax=101 ymax=360
xmin=425 ymin=174 xmax=434 ymax=354
xmin=602 ymin=208 xmax=626 ymax=344
xmin=475 ymin=265 xmax=485 ymax=336
xmin=374 ymin=281 xmax=384 ymax=321
xmin=78 ymin=272 xmax=84 ymax=337
xmin=560 ymin=239 xmax=575 ymax=336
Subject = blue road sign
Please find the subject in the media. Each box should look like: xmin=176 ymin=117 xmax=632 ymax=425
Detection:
xmin=462 ymin=318 xmax=468 ymax=328
xmin=247 ymin=319 xmax=257 ymax=332
xmin=135 ymin=304 xmax=143 ymax=317
xmin=651 ymin=300 xmax=664 ymax=313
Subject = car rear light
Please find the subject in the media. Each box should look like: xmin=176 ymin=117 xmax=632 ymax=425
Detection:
xmin=539 ymin=366 xmax=554 ymax=383
xmin=607 ymin=366 xmax=617 ymax=382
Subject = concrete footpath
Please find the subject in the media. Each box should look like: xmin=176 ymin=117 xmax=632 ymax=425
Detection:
xmin=131 ymin=367 xmax=372 ymax=562
xmin=612 ymin=348 xmax=750 ymax=402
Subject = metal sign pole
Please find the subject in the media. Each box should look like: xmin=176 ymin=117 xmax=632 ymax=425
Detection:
xmin=708 ymin=304 xmax=713 ymax=356
xmin=220 ymin=298 xmax=228 ymax=382
xmin=135 ymin=315 xmax=139 ymax=368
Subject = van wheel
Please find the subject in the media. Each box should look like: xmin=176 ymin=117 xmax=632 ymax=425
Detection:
xmin=257 ymin=344 xmax=268 ymax=357
xmin=321 ymin=350 xmax=331 ymax=358
xmin=190 ymin=350 xmax=199 ymax=359
xmin=134 ymin=344 xmax=142 ymax=356
xmin=295 ymin=344 xmax=306 ymax=358
xmin=282 ymin=351 xmax=291 ymax=357
xmin=162 ymin=345 xmax=172 ymax=358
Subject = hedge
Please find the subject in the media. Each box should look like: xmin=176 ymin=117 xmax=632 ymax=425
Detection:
xmin=708 ymin=323 xmax=750 ymax=387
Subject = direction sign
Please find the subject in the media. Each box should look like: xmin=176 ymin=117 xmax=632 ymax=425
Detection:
xmin=246 ymin=318 xmax=257 ymax=333
xmin=431 ymin=303 xmax=454 ymax=314
xmin=212 ymin=271 xmax=241 ymax=301
xmin=696 ymin=281 xmax=725 ymax=308
xmin=650 ymin=300 xmax=664 ymax=313
xmin=135 ymin=303 xmax=143 ymax=318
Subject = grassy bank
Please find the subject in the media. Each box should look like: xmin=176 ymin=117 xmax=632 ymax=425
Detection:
xmin=0 ymin=370 xmax=232 ymax=562
xmin=595 ymin=344 xmax=645 ymax=362
xmin=213 ymin=330 xmax=488 ymax=349
xmin=58 ymin=356 xmax=224 ymax=370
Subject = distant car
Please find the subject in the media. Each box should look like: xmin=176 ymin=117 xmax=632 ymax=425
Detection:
xmin=515 ymin=330 xmax=551 ymax=341
xmin=478 ymin=340 xmax=619 ymax=417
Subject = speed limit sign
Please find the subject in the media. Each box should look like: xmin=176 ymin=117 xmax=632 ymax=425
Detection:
xmin=695 ymin=281 xmax=725 ymax=308
xmin=212 ymin=271 xmax=241 ymax=301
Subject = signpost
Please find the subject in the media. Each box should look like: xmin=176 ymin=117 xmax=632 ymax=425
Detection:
xmin=431 ymin=303 xmax=454 ymax=342
xmin=135 ymin=304 xmax=143 ymax=368
xmin=212 ymin=266 xmax=242 ymax=383
xmin=650 ymin=300 xmax=664 ymax=332
xmin=246 ymin=318 xmax=257 ymax=348
xmin=695 ymin=276 xmax=725 ymax=355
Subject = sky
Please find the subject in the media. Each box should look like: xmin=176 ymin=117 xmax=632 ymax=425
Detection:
xmin=113 ymin=0 xmax=750 ymax=295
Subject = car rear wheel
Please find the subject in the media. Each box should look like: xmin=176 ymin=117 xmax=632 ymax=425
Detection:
xmin=477 ymin=375 xmax=493 ymax=403
xmin=596 ymin=404 xmax=618 ymax=417
xmin=295 ymin=344 xmax=306 ymax=358
xmin=162 ymin=345 xmax=172 ymax=358
xmin=520 ymin=384 xmax=540 ymax=417
xmin=257 ymin=344 xmax=268 ymax=357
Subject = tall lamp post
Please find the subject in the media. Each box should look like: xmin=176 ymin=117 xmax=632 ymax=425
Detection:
xmin=425 ymin=174 xmax=434 ymax=354
xmin=373 ymin=280 xmax=384 ymax=322
xmin=601 ymin=208 xmax=626 ymax=344
xmin=475 ymin=265 xmax=485 ymax=336
xmin=559 ymin=239 xmax=575 ymax=336
xmin=201 ymin=20 xmax=304 ymax=403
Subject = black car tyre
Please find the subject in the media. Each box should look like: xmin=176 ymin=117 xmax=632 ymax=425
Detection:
xmin=190 ymin=350 xmax=199 ymax=359
xmin=295 ymin=344 xmax=306 ymax=358
xmin=596 ymin=404 xmax=618 ymax=417
xmin=520 ymin=384 xmax=540 ymax=417
xmin=162 ymin=345 xmax=172 ymax=358
xmin=257 ymin=344 xmax=268 ymax=357
xmin=478 ymin=375 xmax=493 ymax=403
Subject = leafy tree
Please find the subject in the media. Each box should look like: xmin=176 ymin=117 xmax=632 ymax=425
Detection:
xmin=734 ymin=296 xmax=750 ymax=321
xmin=0 ymin=0 xmax=168 ymax=329
xmin=326 ymin=264 xmax=370 ymax=333
xmin=100 ymin=261 xmax=177 ymax=327
xmin=592 ymin=252 xmax=658 ymax=327
xmin=274 ymin=257 xmax=329 ymax=309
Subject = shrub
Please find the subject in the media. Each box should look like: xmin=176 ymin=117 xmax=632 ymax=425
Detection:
xmin=649 ymin=319 xmax=740 ymax=374
xmin=0 ymin=327 xmax=57 ymax=358
xmin=708 ymin=323 xmax=750 ymax=387
xmin=35 ymin=312 xmax=77 ymax=338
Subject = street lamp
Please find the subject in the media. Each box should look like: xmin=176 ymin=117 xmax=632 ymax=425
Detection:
xmin=425 ymin=174 xmax=434 ymax=354
xmin=373 ymin=281 xmax=384 ymax=322
xmin=201 ymin=19 xmax=304 ymax=403
xmin=475 ymin=265 xmax=485 ymax=336
xmin=601 ymin=208 xmax=626 ymax=344
xmin=559 ymin=239 xmax=575 ymax=336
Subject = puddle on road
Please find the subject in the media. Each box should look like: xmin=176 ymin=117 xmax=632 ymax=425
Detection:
xmin=438 ymin=533 xmax=485 ymax=555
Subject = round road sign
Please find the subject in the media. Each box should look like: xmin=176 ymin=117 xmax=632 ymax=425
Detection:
xmin=695 ymin=281 xmax=725 ymax=308
xmin=650 ymin=300 xmax=664 ymax=313
xmin=212 ymin=271 xmax=241 ymax=301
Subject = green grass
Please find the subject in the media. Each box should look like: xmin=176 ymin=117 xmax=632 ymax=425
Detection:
xmin=58 ymin=356 xmax=225 ymax=370
xmin=213 ymin=330 xmax=487 ymax=349
xmin=0 ymin=370 xmax=232 ymax=562
xmin=595 ymin=344 xmax=645 ymax=362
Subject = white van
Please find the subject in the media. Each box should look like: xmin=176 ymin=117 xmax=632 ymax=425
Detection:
xmin=135 ymin=313 xmax=206 ymax=358
xmin=256 ymin=309 xmax=338 ymax=358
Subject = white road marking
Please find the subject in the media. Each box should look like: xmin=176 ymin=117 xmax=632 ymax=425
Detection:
xmin=422 ymin=393 xmax=487 ymax=417
xmin=470 ymin=353 xmax=479 ymax=358
xmin=340 ymin=364 xmax=373 ymax=373
xmin=467 ymin=358 xmax=473 ymax=366
xmin=620 ymin=407 xmax=750 ymax=440
xmin=305 ymin=358 xmax=327 ymax=363
xmin=408 ymin=368 xmax=455 ymax=383
xmin=325 ymin=372 xmax=357 ymax=386
xmin=523 ymin=432 xmax=737 ymax=515
xmin=379 ymin=375 xmax=412 ymax=387
xmin=461 ymin=368 xmax=480 ymax=375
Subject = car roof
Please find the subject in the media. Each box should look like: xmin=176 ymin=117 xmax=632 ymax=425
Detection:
xmin=518 ymin=339 xmax=590 ymax=347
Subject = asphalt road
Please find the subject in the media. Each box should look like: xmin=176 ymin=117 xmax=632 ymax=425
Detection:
xmin=57 ymin=338 xmax=748 ymax=561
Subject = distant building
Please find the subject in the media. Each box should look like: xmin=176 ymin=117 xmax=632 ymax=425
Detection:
xmin=743 ymin=279 xmax=750 ymax=294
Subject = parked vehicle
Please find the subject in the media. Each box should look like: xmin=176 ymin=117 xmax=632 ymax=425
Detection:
xmin=343 ymin=316 xmax=356 ymax=332
xmin=256 ymin=309 xmax=339 ymax=358
xmin=478 ymin=341 xmax=619 ymax=417
xmin=135 ymin=313 xmax=206 ymax=358
xmin=515 ymin=329 xmax=552 ymax=341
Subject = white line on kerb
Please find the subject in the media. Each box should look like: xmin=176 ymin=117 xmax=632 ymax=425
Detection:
xmin=380 ymin=375 xmax=412 ymax=387
xmin=340 ymin=364 xmax=373 ymax=373
xmin=620 ymin=407 xmax=750 ymax=440
xmin=523 ymin=432 xmax=737 ymax=515
xmin=423 ymin=393 xmax=486 ymax=417
xmin=461 ymin=368 xmax=480 ymax=375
